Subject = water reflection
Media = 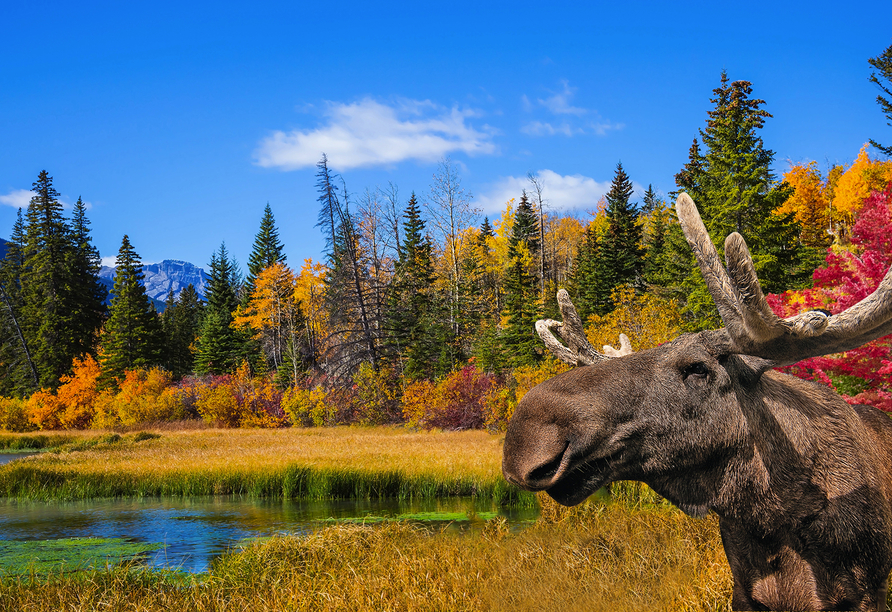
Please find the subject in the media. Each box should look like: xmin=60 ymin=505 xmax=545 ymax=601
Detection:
xmin=0 ymin=497 xmax=537 ymax=573
xmin=0 ymin=453 xmax=38 ymax=466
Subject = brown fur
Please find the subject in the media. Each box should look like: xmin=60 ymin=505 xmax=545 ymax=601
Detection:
xmin=502 ymin=333 xmax=892 ymax=611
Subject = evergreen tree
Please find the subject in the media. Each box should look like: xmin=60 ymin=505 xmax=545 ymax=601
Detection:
xmin=587 ymin=163 xmax=644 ymax=315
xmin=641 ymin=184 xmax=660 ymax=215
xmin=0 ymin=209 xmax=37 ymax=395
xmin=194 ymin=244 xmax=240 ymax=375
xmin=161 ymin=284 xmax=203 ymax=378
xmin=20 ymin=171 xmax=84 ymax=388
xmin=385 ymin=193 xmax=442 ymax=378
xmin=567 ymin=223 xmax=600 ymax=320
xmin=869 ymin=42 xmax=892 ymax=157
xmin=245 ymin=203 xmax=286 ymax=300
xmin=68 ymin=196 xmax=107 ymax=359
xmin=99 ymin=235 xmax=163 ymax=384
xmin=500 ymin=192 xmax=542 ymax=367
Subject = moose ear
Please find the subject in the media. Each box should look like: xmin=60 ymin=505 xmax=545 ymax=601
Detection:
xmin=723 ymin=354 xmax=774 ymax=385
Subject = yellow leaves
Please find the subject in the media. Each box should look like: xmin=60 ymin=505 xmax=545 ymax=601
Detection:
xmin=282 ymin=386 xmax=330 ymax=427
xmin=0 ymin=397 xmax=32 ymax=432
xmin=233 ymin=262 xmax=298 ymax=338
xmin=831 ymin=144 xmax=892 ymax=216
xmin=585 ymin=286 xmax=683 ymax=352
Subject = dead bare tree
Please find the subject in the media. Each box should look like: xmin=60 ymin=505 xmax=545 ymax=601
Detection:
xmin=503 ymin=193 xmax=892 ymax=611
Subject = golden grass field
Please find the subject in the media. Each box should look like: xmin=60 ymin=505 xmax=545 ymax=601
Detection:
xmin=0 ymin=499 xmax=735 ymax=612
xmin=0 ymin=427 xmax=528 ymax=503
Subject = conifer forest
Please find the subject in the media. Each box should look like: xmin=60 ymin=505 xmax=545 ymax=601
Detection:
xmin=2 ymin=62 xmax=892 ymax=433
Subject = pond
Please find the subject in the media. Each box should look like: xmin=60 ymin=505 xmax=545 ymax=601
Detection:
xmin=0 ymin=496 xmax=538 ymax=574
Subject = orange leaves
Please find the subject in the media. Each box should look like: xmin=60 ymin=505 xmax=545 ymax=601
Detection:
xmin=832 ymin=145 xmax=892 ymax=216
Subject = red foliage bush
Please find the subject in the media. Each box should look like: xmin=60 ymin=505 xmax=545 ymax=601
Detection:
xmin=767 ymin=184 xmax=892 ymax=410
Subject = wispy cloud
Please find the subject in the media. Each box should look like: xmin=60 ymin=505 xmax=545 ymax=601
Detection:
xmin=255 ymin=98 xmax=497 ymax=171
xmin=477 ymin=169 xmax=614 ymax=214
xmin=0 ymin=189 xmax=31 ymax=209
xmin=538 ymin=80 xmax=587 ymax=116
xmin=521 ymin=81 xmax=623 ymax=137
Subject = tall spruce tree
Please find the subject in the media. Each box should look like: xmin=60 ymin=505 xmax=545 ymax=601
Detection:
xmin=244 ymin=203 xmax=286 ymax=300
xmin=500 ymin=192 xmax=541 ymax=367
xmin=68 ymin=196 xmax=107 ymax=358
xmin=194 ymin=244 xmax=241 ymax=375
xmin=20 ymin=171 xmax=90 ymax=388
xmin=161 ymin=284 xmax=203 ymax=378
xmin=0 ymin=209 xmax=37 ymax=394
xmin=669 ymin=73 xmax=812 ymax=329
xmin=868 ymin=42 xmax=892 ymax=157
xmin=99 ymin=235 xmax=163 ymax=384
xmin=587 ymin=163 xmax=644 ymax=315
xmin=385 ymin=193 xmax=441 ymax=378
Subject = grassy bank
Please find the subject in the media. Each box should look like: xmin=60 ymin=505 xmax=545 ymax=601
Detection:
xmin=0 ymin=499 xmax=733 ymax=612
xmin=0 ymin=427 xmax=533 ymax=505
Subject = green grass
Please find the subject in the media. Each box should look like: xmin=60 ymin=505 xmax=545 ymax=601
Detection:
xmin=0 ymin=538 xmax=164 ymax=576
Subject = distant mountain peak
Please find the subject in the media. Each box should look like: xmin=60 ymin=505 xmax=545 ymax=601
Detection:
xmin=99 ymin=259 xmax=208 ymax=309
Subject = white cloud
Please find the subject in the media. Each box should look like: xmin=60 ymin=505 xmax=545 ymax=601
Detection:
xmin=538 ymin=80 xmax=587 ymax=116
xmin=477 ymin=170 xmax=613 ymax=214
xmin=255 ymin=98 xmax=497 ymax=171
xmin=520 ymin=121 xmax=581 ymax=137
xmin=0 ymin=189 xmax=32 ymax=209
xmin=521 ymin=81 xmax=622 ymax=138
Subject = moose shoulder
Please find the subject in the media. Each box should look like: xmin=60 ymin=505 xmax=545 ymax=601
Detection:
xmin=502 ymin=194 xmax=892 ymax=612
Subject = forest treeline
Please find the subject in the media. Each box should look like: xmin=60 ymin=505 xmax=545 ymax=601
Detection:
xmin=2 ymin=59 xmax=892 ymax=431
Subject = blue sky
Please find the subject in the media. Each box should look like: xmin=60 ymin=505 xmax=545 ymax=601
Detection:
xmin=1 ymin=1 xmax=891 ymax=270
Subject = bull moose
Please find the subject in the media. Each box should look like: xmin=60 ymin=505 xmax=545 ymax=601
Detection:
xmin=502 ymin=193 xmax=892 ymax=611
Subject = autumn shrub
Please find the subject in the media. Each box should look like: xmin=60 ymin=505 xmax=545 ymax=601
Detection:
xmin=482 ymin=356 xmax=570 ymax=431
xmin=768 ymin=184 xmax=892 ymax=411
xmin=350 ymin=363 xmax=401 ymax=425
xmin=104 ymin=368 xmax=184 ymax=426
xmin=54 ymin=355 xmax=102 ymax=428
xmin=403 ymin=364 xmax=497 ymax=431
xmin=25 ymin=389 xmax=63 ymax=430
xmin=281 ymin=385 xmax=330 ymax=427
xmin=0 ymin=397 xmax=35 ymax=432
xmin=192 ymin=363 xmax=285 ymax=428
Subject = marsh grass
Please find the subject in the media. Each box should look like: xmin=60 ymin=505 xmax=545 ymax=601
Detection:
xmin=0 ymin=500 xmax=734 ymax=612
xmin=0 ymin=538 xmax=164 ymax=576
xmin=0 ymin=427 xmax=533 ymax=504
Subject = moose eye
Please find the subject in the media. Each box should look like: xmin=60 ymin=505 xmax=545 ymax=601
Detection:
xmin=683 ymin=362 xmax=709 ymax=381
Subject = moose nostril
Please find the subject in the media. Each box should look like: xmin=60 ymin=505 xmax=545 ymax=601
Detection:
xmin=527 ymin=452 xmax=565 ymax=485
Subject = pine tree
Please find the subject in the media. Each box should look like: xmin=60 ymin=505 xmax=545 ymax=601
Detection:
xmin=20 ymin=171 xmax=82 ymax=388
xmin=194 ymin=244 xmax=240 ymax=375
xmin=500 ymin=192 xmax=542 ymax=367
xmin=641 ymin=184 xmax=660 ymax=215
xmin=868 ymin=42 xmax=892 ymax=157
xmin=0 ymin=209 xmax=37 ymax=395
xmin=245 ymin=203 xmax=286 ymax=299
xmin=99 ymin=235 xmax=163 ymax=384
xmin=567 ymin=223 xmax=600 ymax=320
xmin=587 ymin=162 xmax=644 ymax=314
xmin=385 ymin=193 xmax=442 ymax=378
xmin=68 ymin=196 xmax=107 ymax=359
xmin=161 ymin=284 xmax=203 ymax=378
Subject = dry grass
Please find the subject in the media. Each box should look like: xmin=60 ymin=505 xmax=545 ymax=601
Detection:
xmin=0 ymin=427 xmax=529 ymax=503
xmin=0 ymin=500 xmax=734 ymax=612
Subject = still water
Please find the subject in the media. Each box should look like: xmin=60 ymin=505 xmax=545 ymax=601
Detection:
xmin=0 ymin=495 xmax=537 ymax=573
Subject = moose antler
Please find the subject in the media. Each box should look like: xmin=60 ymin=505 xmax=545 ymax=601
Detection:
xmin=676 ymin=193 xmax=892 ymax=366
xmin=536 ymin=289 xmax=633 ymax=366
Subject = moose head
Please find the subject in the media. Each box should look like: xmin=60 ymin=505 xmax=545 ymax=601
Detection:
xmin=502 ymin=194 xmax=892 ymax=611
